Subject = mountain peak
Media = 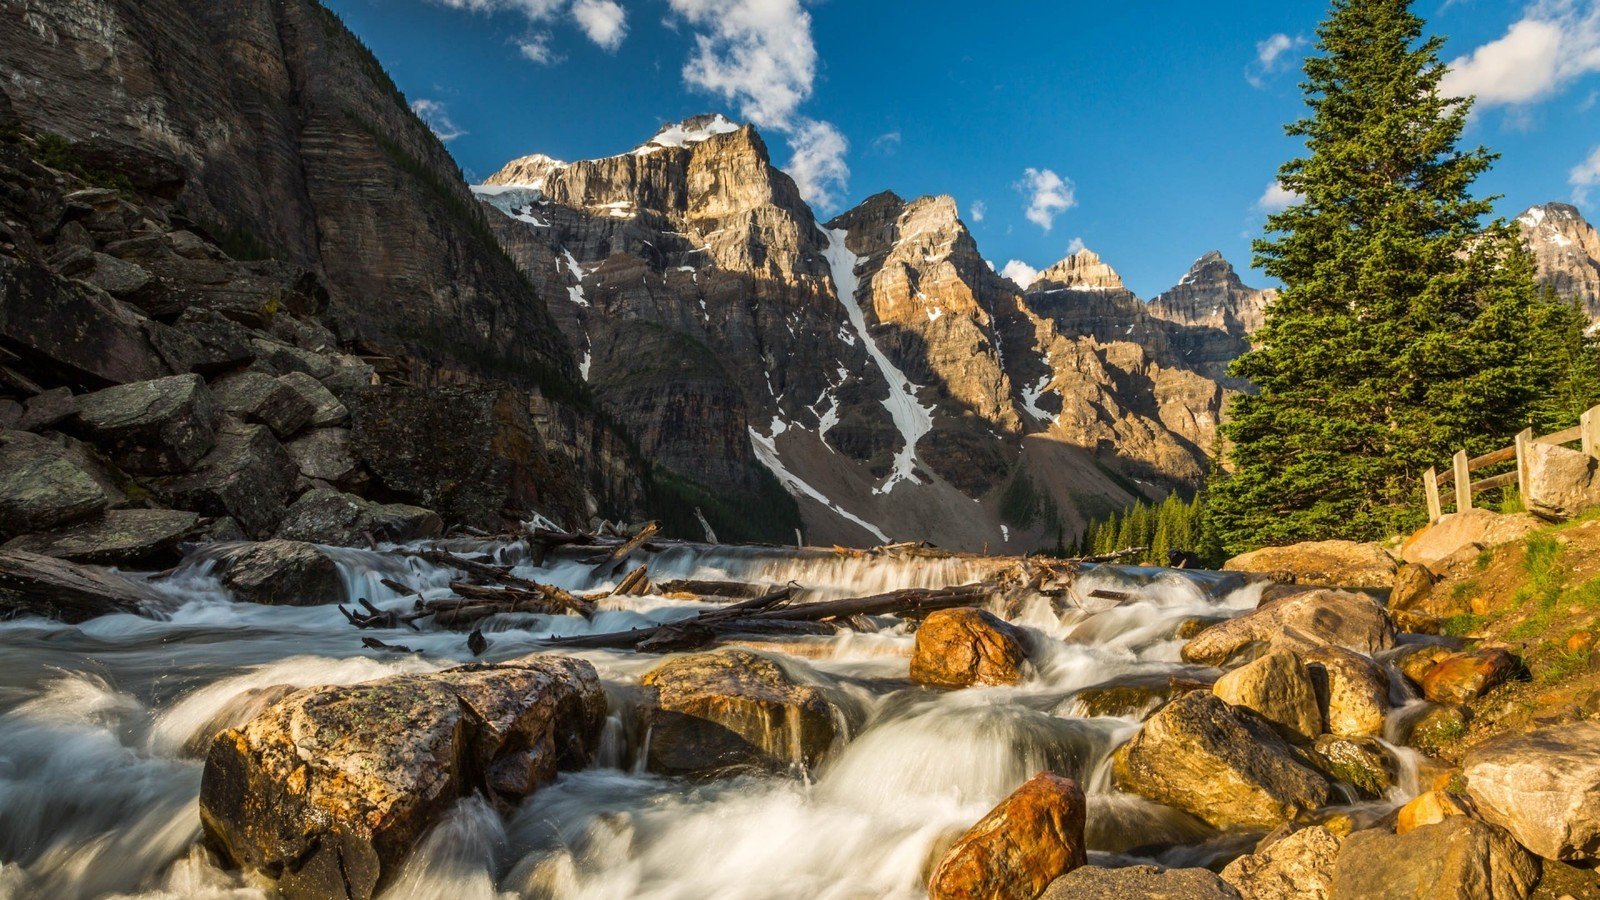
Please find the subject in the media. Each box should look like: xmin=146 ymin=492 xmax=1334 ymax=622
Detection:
xmin=1029 ymin=246 xmax=1127 ymax=292
xmin=637 ymin=113 xmax=743 ymax=153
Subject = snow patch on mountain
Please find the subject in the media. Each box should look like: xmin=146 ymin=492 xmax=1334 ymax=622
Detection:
xmin=635 ymin=115 xmax=741 ymax=155
xmin=749 ymin=418 xmax=890 ymax=543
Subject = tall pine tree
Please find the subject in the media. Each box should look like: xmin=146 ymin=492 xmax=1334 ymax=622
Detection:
xmin=1211 ymin=0 xmax=1562 ymax=554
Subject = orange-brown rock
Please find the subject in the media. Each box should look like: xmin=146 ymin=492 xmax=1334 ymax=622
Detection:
xmin=910 ymin=607 xmax=1027 ymax=688
xmin=1397 ymin=790 xmax=1470 ymax=835
xmin=927 ymin=772 xmax=1087 ymax=900
xmin=1224 ymin=540 xmax=1398 ymax=589
xmin=1421 ymin=649 xmax=1519 ymax=705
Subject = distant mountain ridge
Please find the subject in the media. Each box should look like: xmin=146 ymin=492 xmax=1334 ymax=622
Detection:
xmin=1518 ymin=203 xmax=1600 ymax=328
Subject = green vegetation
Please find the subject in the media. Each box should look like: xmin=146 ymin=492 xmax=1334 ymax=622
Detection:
xmin=1209 ymin=0 xmax=1600 ymax=555
xmin=30 ymin=133 xmax=136 ymax=197
xmin=1076 ymin=491 xmax=1222 ymax=567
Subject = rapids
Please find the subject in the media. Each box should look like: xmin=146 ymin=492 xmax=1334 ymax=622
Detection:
xmin=0 ymin=542 xmax=1422 ymax=899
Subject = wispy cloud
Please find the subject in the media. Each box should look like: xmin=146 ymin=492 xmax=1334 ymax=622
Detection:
xmin=666 ymin=0 xmax=850 ymax=209
xmin=1065 ymin=236 xmax=1086 ymax=255
xmin=1001 ymin=259 xmax=1040 ymax=288
xmin=1574 ymin=145 xmax=1600 ymax=204
xmin=969 ymin=200 xmax=987 ymax=223
xmin=425 ymin=0 xmax=628 ymax=63
xmin=1017 ymin=168 xmax=1077 ymax=231
xmin=871 ymin=131 xmax=902 ymax=155
xmin=1256 ymin=180 xmax=1300 ymax=213
xmin=410 ymin=98 xmax=466 ymax=141
xmin=1441 ymin=0 xmax=1600 ymax=107
xmin=1247 ymin=33 xmax=1307 ymax=89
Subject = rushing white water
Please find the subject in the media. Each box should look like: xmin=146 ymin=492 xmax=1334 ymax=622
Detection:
xmin=0 ymin=542 xmax=1416 ymax=899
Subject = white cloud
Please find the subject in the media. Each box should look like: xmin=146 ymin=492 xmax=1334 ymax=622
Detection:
xmin=410 ymin=98 xmax=466 ymax=141
xmin=785 ymin=119 xmax=850 ymax=210
xmin=425 ymin=0 xmax=628 ymax=59
xmin=1248 ymin=33 xmax=1306 ymax=88
xmin=1442 ymin=0 xmax=1600 ymax=107
xmin=969 ymin=200 xmax=987 ymax=222
xmin=571 ymin=0 xmax=626 ymax=50
xmin=1017 ymin=168 xmax=1077 ymax=231
xmin=871 ymin=131 xmax=902 ymax=154
xmin=1065 ymin=236 xmax=1086 ymax=255
xmin=666 ymin=0 xmax=849 ymax=209
xmin=1257 ymin=180 xmax=1300 ymax=213
xmin=1574 ymin=145 xmax=1600 ymax=204
xmin=1001 ymin=260 xmax=1040 ymax=289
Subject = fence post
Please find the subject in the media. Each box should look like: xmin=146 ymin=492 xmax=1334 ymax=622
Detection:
xmin=1584 ymin=406 xmax=1599 ymax=459
xmin=1424 ymin=468 xmax=1442 ymax=524
xmin=1453 ymin=450 xmax=1472 ymax=513
xmin=1515 ymin=428 xmax=1534 ymax=504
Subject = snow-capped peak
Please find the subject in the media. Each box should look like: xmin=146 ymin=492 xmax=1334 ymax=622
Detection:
xmin=635 ymin=114 xmax=741 ymax=155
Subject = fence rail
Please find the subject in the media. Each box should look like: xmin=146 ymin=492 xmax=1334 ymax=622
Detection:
xmin=1424 ymin=406 xmax=1600 ymax=524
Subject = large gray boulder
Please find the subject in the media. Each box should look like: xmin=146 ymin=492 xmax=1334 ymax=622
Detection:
xmin=278 ymin=371 xmax=347 ymax=428
xmin=3 ymin=508 xmax=199 ymax=565
xmin=0 ymin=257 xmax=171 ymax=387
xmin=214 ymin=539 xmax=345 ymax=606
xmin=640 ymin=649 xmax=846 ymax=776
xmin=71 ymin=374 xmax=221 ymax=473
xmin=1328 ymin=817 xmax=1539 ymax=899
xmin=0 ymin=431 xmax=106 ymax=538
xmin=1182 ymin=589 xmax=1395 ymax=666
xmin=274 ymin=489 xmax=441 ymax=547
xmin=283 ymin=428 xmax=362 ymax=487
xmin=1465 ymin=722 xmax=1600 ymax=862
xmin=146 ymin=420 xmax=297 ymax=538
xmin=1112 ymin=691 xmax=1330 ymax=829
xmin=1523 ymin=441 xmax=1600 ymax=521
xmin=209 ymin=371 xmax=315 ymax=439
xmin=199 ymin=657 xmax=605 ymax=900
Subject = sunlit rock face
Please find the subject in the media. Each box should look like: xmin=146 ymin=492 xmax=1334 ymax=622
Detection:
xmin=479 ymin=120 xmax=1276 ymax=549
xmin=1519 ymin=203 xmax=1600 ymax=326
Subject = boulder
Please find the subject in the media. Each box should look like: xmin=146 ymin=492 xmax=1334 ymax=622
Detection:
xmin=910 ymin=607 xmax=1026 ymax=688
xmin=1302 ymin=645 xmax=1389 ymax=738
xmin=283 ymin=428 xmax=362 ymax=487
xmin=1220 ymin=824 xmax=1341 ymax=900
xmin=275 ymin=489 xmax=442 ymax=547
xmin=1224 ymin=541 xmax=1398 ymax=589
xmin=1421 ymin=649 xmax=1518 ymax=705
xmin=0 ymin=432 xmax=106 ymax=538
xmin=1309 ymin=735 xmax=1394 ymax=799
xmin=928 ymin=772 xmax=1087 ymax=900
xmin=199 ymin=657 xmax=605 ymax=900
xmin=1182 ymin=590 xmax=1395 ymax=666
xmin=84 ymin=251 xmax=152 ymax=297
xmin=1401 ymin=509 xmax=1541 ymax=566
xmin=146 ymin=421 xmax=298 ymax=538
xmin=1523 ymin=441 xmax=1600 ymax=521
xmin=0 ymin=257 xmax=171 ymax=387
xmin=1396 ymin=790 xmax=1468 ymax=835
xmin=1389 ymin=563 xmax=1437 ymax=614
xmin=1465 ymin=722 xmax=1600 ymax=862
xmin=1213 ymin=649 xmax=1323 ymax=743
xmin=0 ymin=548 xmax=162 ymax=622
xmin=2 ymin=508 xmax=200 ymax=565
xmin=1328 ymin=817 xmax=1539 ymax=899
xmin=214 ymin=540 xmax=345 ymax=606
xmin=278 ymin=371 xmax=347 ymax=427
xmin=1043 ymin=865 xmax=1238 ymax=899
xmin=209 ymin=371 xmax=314 ymax=439
xmin=181 ymin=684 xmax=299 ymax=758
xmin=71 ymin=374 xmax=221 ymax=473
xmin=248 ymin=337 xmax=336 ymax=380
xmin=173 ymin=310 xmax=258 ymax=376
xmin=1403 ymin=704 xmax=1469 ymax=757
xmin=1112 ymin=692 xmax=1330 ymax=828
xmin=640 ymin=649 xmax=845 ymax=776
xmin=17 ymin=386 xmax=76 ymax=432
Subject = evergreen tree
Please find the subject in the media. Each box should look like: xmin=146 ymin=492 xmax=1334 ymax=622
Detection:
xmin=1212 ymin=0 xmax=1564 ymax=554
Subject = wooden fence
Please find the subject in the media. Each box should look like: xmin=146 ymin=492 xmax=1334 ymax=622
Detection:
xmin=1425 ymin=405 xmax=1600 ymax=524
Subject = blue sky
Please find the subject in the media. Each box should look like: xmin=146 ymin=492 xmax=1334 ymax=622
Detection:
xmin=324 ymin=0 xmax=1600 ymax=298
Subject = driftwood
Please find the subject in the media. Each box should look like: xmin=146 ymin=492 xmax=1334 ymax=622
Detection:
xmin=0 ymin=549 xmax=160 ymax=623
xmin=539 ymin=585 xmax=797 ymax=650
xmin=656 ymin=579 xmax=770 ymax=599
xmin=587 ymin=521 xmax=661 ymax=578
xmin=610 ymin=564 xmax=652 ymax=597
xmin=396 ymin=548 xmax=594 ymax=617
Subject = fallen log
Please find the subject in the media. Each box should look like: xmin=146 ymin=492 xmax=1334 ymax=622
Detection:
xmin=0 ymin=549 xmax=161 ymax=623
xmin=537 ymin=585 xmax=796 ymax=650
xmin=587 ymin=521 xmax=661 ymax=579
xmin=655 ymin=579 xmax=770 ymax=599
xmin=746 ymin=583 xmax=993 ymax=622
xmin=611 ymin=564 xmax=652 ymax=597
xmin=395 ymin=547 xmax=594 ymax=617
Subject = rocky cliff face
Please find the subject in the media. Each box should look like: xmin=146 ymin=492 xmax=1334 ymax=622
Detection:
xmin=1519 ymin=203 xmax=1600 ymax=326
xmin=480 ymin=124 xmax=1275 ymax=550
xmin=0 ymin=0 xmax=645 ymax=526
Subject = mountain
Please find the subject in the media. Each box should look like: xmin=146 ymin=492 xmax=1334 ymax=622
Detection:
xmin=478 ymin=119 xmax=1276 ymax=549
xmin=1518 ymin=203 xmax=1600 ymax=327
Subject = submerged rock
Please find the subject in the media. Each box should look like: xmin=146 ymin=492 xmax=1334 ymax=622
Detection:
xmin=640 ymin=649 xmax=845 ymax=776
xmin=1213 ymin=649 xmax=1323 ymax=744
xmin=1113 ymin=692 xmax=1330 ymax=828
xmin=1328 ymin=817 xmax=1539 ymax=899
xmin=1465 ymin=722 xmax=1600 ymax=862
xmin=1043 ymin=864 xmax=1238 ymax=899
xmin=1223 ymin=540 xmax=1397 ymax=589
xmin=199 ymin=657 xmax=605 ymax=900
xmin=214 ymin=539 xmax=345 ymax=606
xmin=928 ymin=772 xmax=1087 ymax=900
xmin=1220 ymin=823 xmax=1341 ymax=900
xmin=1181 ymin=589 xmax=1395 ymax=666
xmin=910 ymin=607 xmax=1026 ymax=688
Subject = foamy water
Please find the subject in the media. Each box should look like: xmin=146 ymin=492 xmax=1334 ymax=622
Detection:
xmin=0 ymin=542 xmax=1414 ymax=899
